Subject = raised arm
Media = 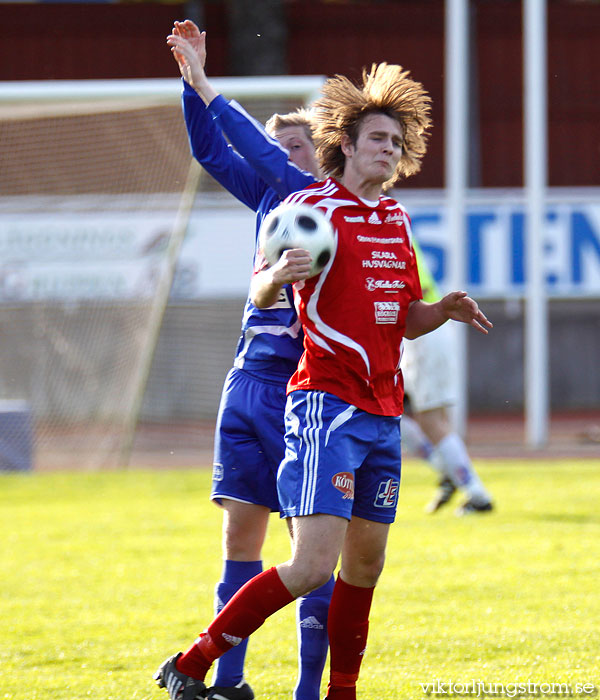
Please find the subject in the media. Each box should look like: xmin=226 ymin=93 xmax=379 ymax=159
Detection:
xmin=167 ymin=21 xmax=268 ymax=209
xmin=168 ymin=21 xmax=218 ymax=105
xmin=212 ymin=99 xmax=317 ymax=199
xmin=168 ymin=21 xmax=316 ymax=199
xmin=404 ymin=291 xmax=493 ymax=339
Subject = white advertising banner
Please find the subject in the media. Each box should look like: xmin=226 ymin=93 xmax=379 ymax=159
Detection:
xmin=0 ymin=212 xmax=177 ymax=301
xmin=403 ymin=190 xmax=600 ymax=298
xmin=1 ymin=189 xmax=598 ymax=301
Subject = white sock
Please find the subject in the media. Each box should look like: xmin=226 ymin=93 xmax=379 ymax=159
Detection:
xmin=401 ymin=414 xmax=435 ymax=462
xmin=431 ymin=433 xmax=491 ymax=503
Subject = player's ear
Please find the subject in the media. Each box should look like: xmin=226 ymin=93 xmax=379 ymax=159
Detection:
xmin=341 ymin=133 xmax=354 ymax=158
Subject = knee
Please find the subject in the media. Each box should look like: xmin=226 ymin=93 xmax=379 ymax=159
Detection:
xmin=296 ymin=562 xmax=335 ymax=595
xmin=361 ymin=553 xmax=386 ymax=587
xmin=223 ymin=525 xmax=264 ymax=560
xmin=283 ymin=561 xmax=335 ymax=598
xmin=222 ymin=507 xmax=269 ymax=560
xmin=305 ymin=566 xmax=336 ymax=594
xmin=342 ymin=551 xmax=386 ymax=588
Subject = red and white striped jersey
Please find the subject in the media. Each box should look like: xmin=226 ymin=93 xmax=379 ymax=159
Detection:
xmin=284 ymin=178 xmax=423 ymax=416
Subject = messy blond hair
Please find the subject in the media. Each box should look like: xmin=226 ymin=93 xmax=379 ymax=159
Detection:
xmin=265 ymin=107 xmax=315 ymax=144
xmin=313 ymin=63 xmax=432 ymax=187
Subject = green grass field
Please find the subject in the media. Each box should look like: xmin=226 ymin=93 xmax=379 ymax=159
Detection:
xmin=1 ymin=458 xmax=599 ymax=700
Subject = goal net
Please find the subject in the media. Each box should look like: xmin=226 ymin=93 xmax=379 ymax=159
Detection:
xmin=0 ymin=76 xmax=323 ymax=471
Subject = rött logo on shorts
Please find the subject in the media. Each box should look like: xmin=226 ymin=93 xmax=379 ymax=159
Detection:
xmin=332 ymin=471 xmax=355 ymax=500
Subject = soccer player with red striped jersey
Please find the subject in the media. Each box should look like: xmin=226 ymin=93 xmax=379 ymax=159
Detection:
xmin=154 ymin=63 xmax=492 ymax=700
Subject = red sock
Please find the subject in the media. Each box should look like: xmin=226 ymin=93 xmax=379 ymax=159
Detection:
xmin=175 ymin=632 xmax=220 ymax=681
xmin=176 ymin=567 xmax=294 ymax=680
xmin=326 ymin=575 xmax=375 ymax=700
xmin=325 ymin=689 xmax=359 ymax=700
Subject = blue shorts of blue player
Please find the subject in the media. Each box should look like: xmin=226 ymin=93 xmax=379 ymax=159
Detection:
xmin=278 ymin=389 xmax=402 ymax=524
xmin=211 ymin=367 xmax=287 ymax=511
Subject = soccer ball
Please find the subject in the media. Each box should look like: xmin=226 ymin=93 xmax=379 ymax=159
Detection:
xmin=259 ymin=202 xmax=336 ymax=278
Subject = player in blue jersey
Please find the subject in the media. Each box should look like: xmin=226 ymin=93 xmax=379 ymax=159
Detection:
xmin=167 ymin=20 xmax=332 ymax=700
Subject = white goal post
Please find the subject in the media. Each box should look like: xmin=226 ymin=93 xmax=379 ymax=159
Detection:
xmin=0 ymin=76 xmax=325 ymax=102
xmin=0 ymin=75 xmax=324 ymax=471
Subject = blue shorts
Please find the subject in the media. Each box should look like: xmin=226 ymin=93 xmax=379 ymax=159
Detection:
xmin=277 ymin=390 xmax=402 ymax=524
xmin=211 ymin=367 xmax=287 ymax=511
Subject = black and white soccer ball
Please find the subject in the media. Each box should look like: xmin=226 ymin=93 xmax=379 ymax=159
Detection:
xmin=259 ymin=203 xmax=335 ymax=278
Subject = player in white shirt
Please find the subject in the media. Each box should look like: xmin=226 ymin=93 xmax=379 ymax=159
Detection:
xmin=401 ymin=239 xmax=494 ymax=515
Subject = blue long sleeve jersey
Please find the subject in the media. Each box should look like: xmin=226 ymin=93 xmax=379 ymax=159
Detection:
xmin=182 ymin=81 xmax=317 ymax=382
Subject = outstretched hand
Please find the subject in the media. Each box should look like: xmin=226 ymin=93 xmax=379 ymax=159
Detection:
xmin=440 ymin=291 xmax=493 ymax=334
xmin=167 ymin=19 xmax=207 ymax=87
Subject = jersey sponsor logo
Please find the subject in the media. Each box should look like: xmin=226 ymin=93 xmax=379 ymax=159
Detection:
xmin=374 ymin=301 xmax=400 ymax=324
xmin=365 ymin=277 xmax=406 ymax=292
xmin=374 ymin=251 xmax=398 ymax=260
xmin=357 ymin=234 xmax=404 ymax=244
xmin=374 ymin=478 xmax=399 ymax=508
xmin=332 ymin=471 xmax=355 ymax=500
xmin=362 ymin=250 xmax=407 ymax=269
xmin=368 ymin=212 xmax=382 ymax=224
xmin=212 ymin=462 xmax=224 ymax=481
xmin=344 ymin=215 xmax=365 ymax=223
xmin=384 ymin=211 xmax=405 ymax=224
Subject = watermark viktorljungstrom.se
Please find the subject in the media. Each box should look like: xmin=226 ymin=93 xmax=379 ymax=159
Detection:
xmin=420 ymin=680 xmax=598 ymax=697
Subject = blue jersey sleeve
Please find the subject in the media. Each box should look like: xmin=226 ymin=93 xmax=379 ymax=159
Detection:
xmin=181 ymin=82 xmax=314 ymax=381
xmin=207 ymin=95 xmax=317 ymax=198
xmin=182 ymin=82 xmax=268 ymax=210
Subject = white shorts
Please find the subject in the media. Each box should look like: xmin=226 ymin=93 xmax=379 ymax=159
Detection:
xmin=401 ymin=322 xmax=458 ymax=413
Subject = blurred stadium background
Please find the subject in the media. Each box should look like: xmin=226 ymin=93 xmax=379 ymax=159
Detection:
xmin=0 ymin=0 xmax=598 ymax=471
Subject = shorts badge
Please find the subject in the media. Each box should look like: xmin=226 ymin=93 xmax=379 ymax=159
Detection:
xmin=332 ymin=471 xmax=355 ymax=500
xmin=374 ymin=478 xmax=399 ymax=508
